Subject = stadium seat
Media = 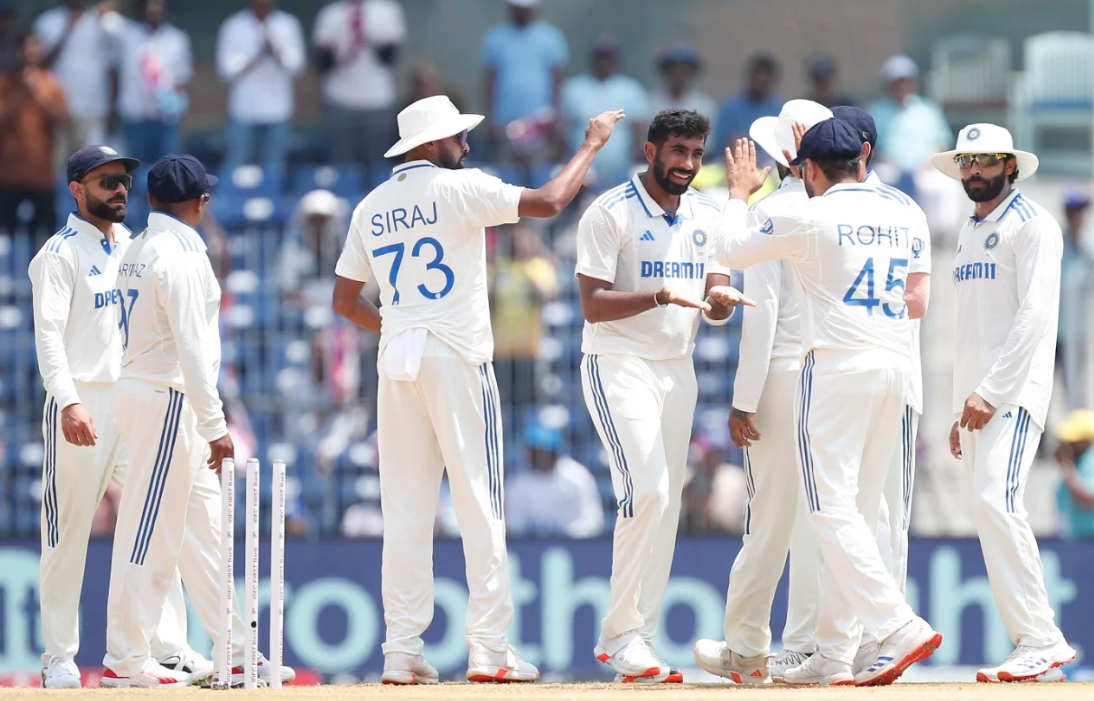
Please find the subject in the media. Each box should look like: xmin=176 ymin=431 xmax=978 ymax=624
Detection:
xmin=292 ymin=165 xmax=367 ymax=201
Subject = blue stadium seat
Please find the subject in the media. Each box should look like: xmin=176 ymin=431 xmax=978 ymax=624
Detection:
xmin=292 ymin=165 xmax=367 ymax=201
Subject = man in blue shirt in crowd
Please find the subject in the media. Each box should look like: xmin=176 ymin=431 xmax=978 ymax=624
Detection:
xmin=1055 ymin=409 xmax=1094 ymax=540
xmin=711 ymin=54 xmax=782 ymax=160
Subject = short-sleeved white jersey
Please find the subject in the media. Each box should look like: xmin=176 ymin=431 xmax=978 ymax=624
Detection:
xmin=29 ymin=214 xmax=132 ymax=409
xmin=336 ymin=160 xmax=524 ymax=366
xmin=575 ymin=174 xmax=729 ymax=360
xmin=951 ymin=189 xmax=1061 ymax=429
xmin=118 ymin=213 xmax=227 ymax=442
xmin=719 ymin=182 xmax=924 ymax=368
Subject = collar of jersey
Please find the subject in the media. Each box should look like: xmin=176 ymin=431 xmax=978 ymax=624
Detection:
xmin=148 ymin=211 xmax=206 ymax=249
xmin=778 ymin=175 xmax=801 ymax=189
xmin=631 ymin=174 xmax=694 ymax=225
xmin=822 ymin=182 xmax=876 ymax=197
xmin=970 ymin=189 xmax=1023 ymax=224
xmin=392 ymin=160 xmax=438 ymax=176
xmin=65 ymin=212 xmax=129 ymax=250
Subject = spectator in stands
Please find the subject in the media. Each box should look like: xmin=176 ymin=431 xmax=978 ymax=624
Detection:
xmin=489 ymin=222 xmax=557 ymax=410
xmin=1059 ymin=190 xmax=1092 ymax=409
xmin=802 ymin=53 xmax=855 ymax=108
xmin=481 ymin=0 xmax=567 ymax=175
xmin=400 ymin=63 xmax=462 ymax=113
xmin=561 ymin=38 xmax=648 ymax=185
xmin=1054 ymin=409 xmax=1094 ymax=540
xmin=0 ymin=1 xmax=19 ymax=74
xmin=33 ymin=0 xmax=117 ymax=166
xmin=711 ymin=53 xmax=782 ymax=157
xmin=505 ymin=420 xmax=604 ymax=538
xmin=216 ymin=0 xmax=305 ymax=171
xmin=313 ymin=0 xmax=406 ymax=177
xmin=868 ymin=55 xmax=952 ymax=178
xmin=649 ymin=44 xmax=717 ymax=131
xmin=111 ymin=0 xmax=192 ymax=169
xmin=0 ymin=32 xmax=68 ymax=239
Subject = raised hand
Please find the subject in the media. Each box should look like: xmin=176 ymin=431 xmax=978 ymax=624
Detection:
xmin=725 ymin=138 xmax=771 ymax=202
xmin=585 ymin=110 xmax=626 ymax=150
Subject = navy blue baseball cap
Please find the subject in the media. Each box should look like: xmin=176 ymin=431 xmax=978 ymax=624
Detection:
xmin=833 ymin=106 xmax=877 ymax=148
xmin=660 ymin=44 xmax=702 ymax=72
xmin=147 ymin=155 xmax=219 ymax=203
xmin=67 ymin=145 xmax=140 ymax=183
xmin=789 ymin=118 xmax=863 ymax=166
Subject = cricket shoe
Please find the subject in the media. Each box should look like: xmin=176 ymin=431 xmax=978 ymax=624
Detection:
xmin=1023 ymin=668 xmax=1066 ymax=683
xmin=614 ymin=642 xmax=682 ymax=683
xmin=782 ymin=653 xmax=855 ymax=686
xmin=381 ymin=652 xmax=439 ymax=685
xmin=101 ymin=661 xmax=191 ymax=688
xmin=691 ymin=639 xmax=769 ymax=684
xmin=851 ymin=637 xmax=879 ymax=675
xmin=231 ymin=654 xmax=297 ymax=686
xmin=855 ymin=617 xmax=942 ymax=686
xmin=467 ymin=642 xmax=539 ymax=682
xmin=976 ymin=641 xmax=1076 ymax=683
xmin=41 ymin=658 xmax=81 ymax=689
xmin=595 ymin=631 xmax=664 ymax=680
xmin=770 ymin=649 xmax=812 ymax=682
xmin=160 ymin=647 xmax=214 ymax=685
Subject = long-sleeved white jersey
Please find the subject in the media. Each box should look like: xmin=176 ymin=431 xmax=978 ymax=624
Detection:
xmin=951 ymin=189 xmax=1061 ymax=429
xmin=29 ymin=214 xmax=133 ymax=410
xmin=719 ymin=182 xmax=926 ymax=369
xmin=117 ymin=212 xmax=227 ymax=442
xmin=732 ymin=177 xmax=804 ymax=413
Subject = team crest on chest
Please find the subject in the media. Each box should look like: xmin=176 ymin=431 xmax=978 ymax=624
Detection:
xmin=692 ymin=229 xmax=707 ymax=247
xmin=985 ymin=233 xmax=999 ymax=250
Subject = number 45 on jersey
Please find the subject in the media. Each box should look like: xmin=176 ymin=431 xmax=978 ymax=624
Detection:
xmin=843 ymin=257 xmax=908 ymax=319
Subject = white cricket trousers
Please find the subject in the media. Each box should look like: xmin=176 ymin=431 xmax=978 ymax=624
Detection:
xmin=721 ymin=368 xmax=818 ymax=657
xmin=581 ymin=353 xmax=696 ymax=642
xmin=105 ymin=379 xmax=248 ymax=676
xmin=878 ymin=407 xmax=919 ymax=595
xmin=378 ymin=335 xmax=514 ymax=657
xmin=39 ymin=383 xmax=187 ymax=666
xmin=963 ymin=406 xmax=1063 ymax=647
xmin=798 ymin=350 xmax=915 ymax=665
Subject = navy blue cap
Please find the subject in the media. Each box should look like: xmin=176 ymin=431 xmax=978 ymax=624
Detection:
xmin=833 ymin=106 xmax=877 ymax=148
xmin=660 ymin=44 xmax=702 ymax=71
xmin=789 ymin=118 xmax=863 ymax=166
xmin=67 ymin=145 xmax=140 ymax=183
xmin=147 ymin=155 xmax=219 ymax=203
xmin=807 ymin=53 xmax=837 ymax=77
xmin=591 ymin=36 xmax=620 ymax=56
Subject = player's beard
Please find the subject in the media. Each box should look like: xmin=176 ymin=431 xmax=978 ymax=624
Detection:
xmin=438 ymin=148 xmax=466 ymax=170
xmin=652 ymin=151 xmax=696 ymax=196
xmin=86 ymin=191 xmax=128 ymax=223
xmin=962 ymin=172 xmax=1007 ymax=202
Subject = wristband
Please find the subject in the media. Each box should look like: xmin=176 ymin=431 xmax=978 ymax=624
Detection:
xmin=654 ymin=289 xmax=668 ymax=307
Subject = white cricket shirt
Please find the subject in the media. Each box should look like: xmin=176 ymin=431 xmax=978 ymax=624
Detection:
xmin=951 ymin=189 xmax=1061 ymax=429
xmin=33 ymin=7 xmax=114 ymax=119
xmin=117 ymin=213 xmax=227 ymax=442
xmin=575 ymin=175 xmax=729 ymax=361
xmin=719 ymin=182 xmax=925 ymax=368
xmin=216 ymin=9 xmax=306 ymax=124
xmin=312 ymin=0 xmax=406 ymax=110
xmin=731 ymin=176 xmax=804 ymax=414
xmin=29 ymin=214 xmax=132 ymax=410
xmin=336 ymin=160 xmax=524 ymax=366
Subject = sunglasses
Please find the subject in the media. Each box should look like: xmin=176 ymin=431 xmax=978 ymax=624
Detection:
xmin=954 ymin=153 xmax=1010 ymax=169
xmin=84 ymin=173 xmax=133 ymax=191
xmin=457 ymin=130 xmax=468 ymax=148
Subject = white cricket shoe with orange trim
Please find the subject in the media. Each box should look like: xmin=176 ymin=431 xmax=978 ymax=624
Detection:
xmin=692 ymin=639 xmax=770 ymax=684
xmin=467 ymin=642 xmax=539 ymax=683
xmin=381 ymin=652 xmax=439 ymax=685
xmin=976 ymin=641 xmax=1076 ymax=683
xmin=100 ymin=661 xmax=191 ymax=688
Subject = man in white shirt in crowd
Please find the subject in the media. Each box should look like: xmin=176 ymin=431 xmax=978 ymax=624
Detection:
xmin=33 ymin=0 xmax=117 ymax=165
xmin=313 ymin=0 xmax=406 ymax=177
xmin=332 ymin=95 xmax=622 ymax=685
xmin=216 ymin=0 xmax=305 ymax=171
xmin=29 ymin=145 xmax=201 ymax=688
xmin=108 ymin=0 xmax=192 ymax=167
xmin=505 ymin=419 xmax=604 ymax=538
xmin=692 ymin=99 xmax=832 ymax=684
xmin=103 ymin=155 xmax=295 ymax=687
xmin=716 ymin=123 xmax=940 ymax=686
xmin=934 ymin=124 xmax=1076 ymax=682
xmin=575 ymin=110 xmax=749 ymax=683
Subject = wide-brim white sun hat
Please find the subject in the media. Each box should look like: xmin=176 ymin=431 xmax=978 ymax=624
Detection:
xmin=749 ymin=99 xmax=834 ymax=167
xmin=384 ymin=96 xmax=485 ymax=159
xmin=930 ymin=123 xmax=1039 ymax=181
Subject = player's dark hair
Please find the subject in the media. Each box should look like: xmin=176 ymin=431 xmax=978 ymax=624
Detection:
xmin=1006 ymin=155 xmax=1020 ymax=183
xmin=776 ymin=163 xmax=791 ymax=180
xmin=647 ymin=109 xmax=711 ymax=146
xmin=811 ymin=157 xmax=860 ymax=181
xmin=749 ymin=53 xmax=780 ymax=77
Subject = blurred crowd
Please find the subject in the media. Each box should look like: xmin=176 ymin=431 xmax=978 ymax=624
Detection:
xmin=0 ymin=0 xmax=1092 ymax=540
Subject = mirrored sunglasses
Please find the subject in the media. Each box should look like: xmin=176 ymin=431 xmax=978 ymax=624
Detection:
xmin=954 ymin=153 xmax=1009 ymax=169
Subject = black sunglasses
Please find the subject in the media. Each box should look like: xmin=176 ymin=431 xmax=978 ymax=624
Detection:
xmin=84 ymin=173 xmax=133 ymax=192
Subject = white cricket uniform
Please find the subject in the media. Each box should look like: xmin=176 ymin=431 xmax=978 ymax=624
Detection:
xmin=717 ymin=177 xmax=818 ymax=658
xmin=29 ymin=213 xmax=188 ymax=668
xmin=719 ymin=182 xmax=926 ymax=665
xmin=951 ymin=189 xmax=1064 ymax=647
xmin=104 ymin=212 xmax=248 ymax=677
xmin=335 ymin=160 xmax=525 ymax=657
xmin=575 ymin=175 xmax=729 ymax=644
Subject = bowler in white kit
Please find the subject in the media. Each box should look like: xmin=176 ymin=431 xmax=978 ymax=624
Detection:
xmin=29 ymin=146 xmax=199 ymax=688
xmin=332 ymin=95 xmax=623 ymax=684
xmin=932 ymin=123 xmax=1076 ymax=682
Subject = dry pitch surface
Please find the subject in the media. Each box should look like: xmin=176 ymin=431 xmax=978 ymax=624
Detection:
xmin=7 ymin=683 xmax=1094 ymax=701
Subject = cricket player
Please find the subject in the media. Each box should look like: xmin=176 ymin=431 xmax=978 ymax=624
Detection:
xmin=29 ymin=146 xmax=206 ymax=688
xmin=575 ymin=110 xmax=750 ymax=683
xmin=690 ymin=100 xmax=832 ymax=684
xmin=932 ymin=123 xmax=1076 ymax=682
xmin=716 ymin=123 xmax=940 ymax=686
xmin=332 ymin=96 xmax=623 ymax=684
xmin=103 ymin=155 xmax=295 ymax=687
